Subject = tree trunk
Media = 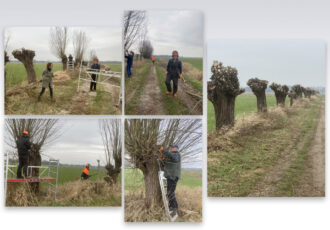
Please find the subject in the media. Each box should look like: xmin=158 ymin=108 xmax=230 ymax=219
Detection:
xmin=212 ymin=92 xmax=236 ymax=130
xmin=12 ymin=49 xmax=36 ymax=83
xmin=255 ymin=91 xmax=267 ymax=112
xmin=142 ymin=160 xmax=162 ymax=209
xmin=274 ymin=93 xmax=286 ymax=106
xmin=62 ymin=56 xmax=68 ymax=71
xmin=28 ymin=145 xmax=41 ymax=193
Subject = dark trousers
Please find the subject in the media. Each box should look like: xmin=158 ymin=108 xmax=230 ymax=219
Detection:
xmin=126 ymin=64 xmax=132 ymax=77
xmin=166 ymin=177 xmax=178 ymax=210
xmin=40 ymin=86 xmax=53 ymax=97
xmin=165 ymin=75 xmax=179 ymax=94
xmin=17 ymin=157 xmax=28 ymax=178
xmin=90 ymin=74 xmax=97 ymax=91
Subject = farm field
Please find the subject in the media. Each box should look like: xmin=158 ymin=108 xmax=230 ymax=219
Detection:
xmin=6 ymin=165 xmax=121 ymax=207
xmin=125 ymin=168 xmax=202 ymax=222
xmin=208 ymin=95 xmax=325 ymax=197
xmin=208 ymin=93 xmax=290 ymax=132
xmin=125 ymin=58 xmax=203 ymax=115
xmin=5 ymin=63 xmax=122 ymax=115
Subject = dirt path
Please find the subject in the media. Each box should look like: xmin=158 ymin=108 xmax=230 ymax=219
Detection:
xmin=248 ymin=101 xmax=325 ymax=197
xmin=136 ymin=65 xmax=165 ymax=115
xmin=295 ymin=103 xmax=325 ymax=196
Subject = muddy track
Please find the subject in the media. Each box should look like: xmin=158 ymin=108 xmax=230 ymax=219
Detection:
xmin=159 ymin=65 xmax=202 ymax=115
xmin=295 ymin=102 xmax=325 ymax=196
xmin=136 ymin=65 xmax=165 ymax=115
xmin=247 ymin=100 xmax=324 ymax=197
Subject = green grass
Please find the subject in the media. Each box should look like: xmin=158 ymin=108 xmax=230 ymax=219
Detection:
xmin=7 ymin=165 xmax=120 ymax=185
xmin=5 ymin=63 xmax=62 ymax=87
xmin=125 ymin=168 xmax=202 ymax=193
xmin=125 ymin=62 xmax=151 ymax=114
xmin=208 ymin=93 xmax=290 ymax=132
xmin=155 ymin=64 xmax=189 ymax=115
xmin=275 ymin=98 xmax=321 ymax=196
xmin=158 ymin=57 xmax=203 ymax=71
xmin=207 ymin=96 xmax=323 ymax=197
xmin=5 ymin=63 xmax=121 ymax=115
xmin=108 ymin=63 xmax=122 ymax=72
xmin=181 ymin=57 xmax=203 ymax=71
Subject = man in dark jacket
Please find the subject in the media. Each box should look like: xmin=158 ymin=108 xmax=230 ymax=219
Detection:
xmin=81 ymin=163 xmax=90 ymax=180
xmin=165 ymin=50 xmax=182 ymax=97
xmin=125 ymin=51 xmax=134 ymax=77
xmin=90 ymin=58 xmax=101 ymax=91
xmin=68 ymin=54 xmax=73 ymax=63
xmin=16 ymin=131 xmax=31 ymax=178
xmin=160 ymin=144 xmax=181 ymax=215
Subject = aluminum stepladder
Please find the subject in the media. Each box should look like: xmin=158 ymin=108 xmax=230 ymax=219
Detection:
xmin=157 ymin=160 xmax=178 ymax=222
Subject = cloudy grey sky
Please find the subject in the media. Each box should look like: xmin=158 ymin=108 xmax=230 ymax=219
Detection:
xmin=131 ymin=10 xmax=203 ymax=57
xmin=208 ymin=40 xmax=326 ymax=87
xmin=4 ymin=119 xmax=118 ymax=166
xmin=43 ymin=119 xmax=108 ymax=166
xmin=5 ymin=27 xmax=122 ymax=62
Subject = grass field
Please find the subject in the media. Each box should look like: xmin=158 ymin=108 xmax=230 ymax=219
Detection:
xmin=208 ymin=93 xmax=290 ymax=132
xmin=125 ymin=168 xmax=202 ymax=193
xmin=208 ymin=96 xmax=324 ymax=197
xmin=5 ymin=63 xmax=62 ymax=87
xmin=5 ymin=62 xmax=122 ymax=115
xmin=158 ymin=57 xmax=203 ymax=71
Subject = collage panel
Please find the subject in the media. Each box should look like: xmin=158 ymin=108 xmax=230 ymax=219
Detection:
xmin=4 ymin=26 xmax=122 ymax=115
xmin=4 ymin=118 xmax=122 ymax=207
xmin=124 ymin=10 xmax=203 ymax=115
xmin=124 ymin=118 xmax=202 ymax=222
xmin=207 ymin=40 xmax=325 ymax=197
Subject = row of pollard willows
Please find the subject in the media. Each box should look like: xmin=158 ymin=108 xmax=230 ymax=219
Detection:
xmin=208 ymin=61 xmax=319 ymax=130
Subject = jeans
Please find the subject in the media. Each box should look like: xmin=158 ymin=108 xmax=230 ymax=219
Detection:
xmin=127 ymin=64 xmax=132 ymax=77
xmin=90 ymin=74 xmax=97 ymax=90
xmin=165 ymin=75 xmax=179 ymax=94
xmin=17 ymin=157 xmax=28 ymax=178
xmin=166 ymin=177 xmax=178 ymax=210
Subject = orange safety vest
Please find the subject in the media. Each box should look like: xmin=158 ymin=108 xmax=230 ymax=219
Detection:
xmin=82 ymin=168 xmax=89 ymax=176
xmin=152 ymin=56 xmax=155 ymax=61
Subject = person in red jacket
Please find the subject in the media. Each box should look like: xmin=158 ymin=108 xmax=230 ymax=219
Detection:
xmin=152 ymin=56 xmax=156 ymax=65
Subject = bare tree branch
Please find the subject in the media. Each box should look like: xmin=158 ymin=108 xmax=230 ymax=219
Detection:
xmin=49 ymin=27 xmax=69 ymax=70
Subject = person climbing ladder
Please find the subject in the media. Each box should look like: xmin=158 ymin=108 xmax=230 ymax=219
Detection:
xmin=165 ymin=50 xmax=182 ymax=97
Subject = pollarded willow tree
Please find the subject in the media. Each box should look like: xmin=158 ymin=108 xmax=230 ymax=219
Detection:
xmin=302 ymin=87 xmax=314 ymax=99
xmin=5 ymin=119 xmax=62 ymax=192
xmin=247 ymin=78 xmax=268 ymax=113
xmin=99 ymin=119 xmax=122 ymax=184
xmin=72 ymin=30 xmax=89 ymax=67
xmin=208 ymin=61 xmax=245 ymax=130
xmin=49 ymin=27 xmax=69 ymax=70
xmin=125 ymin=119 xmax=202 ymax=208
xmin=270 ymin=83 xmax=289 ymax=106
xmin=12 ymin=48 xmax=36 ymax=83
xmin=289 ymin=84 xmax=303 ymax=106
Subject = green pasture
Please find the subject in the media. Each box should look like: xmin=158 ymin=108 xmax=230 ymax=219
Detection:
xmin=125 ymin=168 xmax=202 ymax=193
xmin=208 ymin=93 xmax=290 ymax=132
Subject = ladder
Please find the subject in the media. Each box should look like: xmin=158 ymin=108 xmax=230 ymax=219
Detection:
xmin=67 ymin=60 xmax=74 ymax=72
xmin=157 ymin=160 xmax=178 ymax=222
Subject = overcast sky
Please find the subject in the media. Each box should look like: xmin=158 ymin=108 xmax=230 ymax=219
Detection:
xmin=130 ymin=10 xmax=203 ymax=57
xmin=208 ymin=40 xmax=326 ymax=87
xmin=4 ymin=119 xmax=117 ymax=167
xmin=5 ymin=27 xmax=122 ymax=62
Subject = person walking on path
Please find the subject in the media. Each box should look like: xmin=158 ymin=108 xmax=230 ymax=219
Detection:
xmin=165 ymin=51 xmax=182 ymax=97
